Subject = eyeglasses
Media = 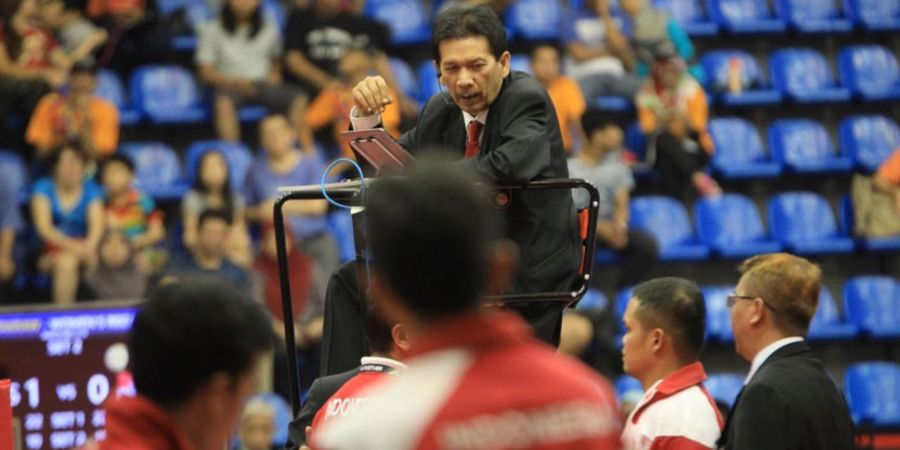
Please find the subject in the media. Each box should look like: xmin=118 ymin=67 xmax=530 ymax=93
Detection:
xmin=727 ymin=293 xmax=778 ymax=311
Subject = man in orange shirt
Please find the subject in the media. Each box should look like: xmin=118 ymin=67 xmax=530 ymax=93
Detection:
xmin=530 ymin=44 xmax=586 ymax=153
xmin=305 ymin=47 xmax=401 ymax=160
xmin=26 ymin=61 xmax=119 ymax=161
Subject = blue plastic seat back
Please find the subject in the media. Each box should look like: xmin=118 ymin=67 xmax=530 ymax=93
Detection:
xmin=776 ymin=0 xmax=845 ymax=22
xmin=702 ymin=285 xmax=733 ymax=341
xmin=709 ymin=118 xmax=767 ymax=165
xmin=768 ymin=192 xmax=842 ymax=242
xmin=185 ymin=140 xmax=253 ymax=190
xmin=615 ymin=286 xmax=634 ymax=330
xmin=770 ymin=49 xmax=838 ymax=94
xmin=615 ymin=375 xmax=645 ymax=405
xmin=261 ymin=0 xmax=286 ymax=29
xmin=654 ymin=0 xmax=707 ymax=23
xmin=704 ymin=374 xmax=744 ymax=407
xmin=505 ymin=0 xmax=563 ymax=41
xmin=417 ymin=61 xmax=441 ymax=104
xmin=712 ymin=0 xmax=776 ymax=22
xmin=365 ymin=0 xmax=431 ymax=45
xmin=844 ymin=362 xmax=900 ymax=426
xmin=0 ymin=151 xmax=27 ymax=202
xmin=388 ymin=57 xmax=419 ymax=102
xmin=510 ymin=54 xmax=532 ymax=74
xmin=844 ymin=276 xmax=900 ymax=334
xmin=701 ymin=50 xmax=765 ymax=92
xmin=844 ymin=0 xmax=900 ymax=24
xmin=95 ymin=69 xmax=127 ymax=109
xmin=576 ymin=288 xmax=609 ymax=311
xmin=631 ymin=196 xmax=698 ymax=248
xmin=695 ymin=194 xmax=768 ymax=247
xmin=130 ymin=65 xmax=205 ymax=117
xmin=120 ymin=142 xmax=184 ymax=194
xmin=840 ymin=115 xmax=900 ymax=171
xmin=328 ymin=210 xmax=355 ymax=263
xmin=811 ymin=286 xmax=841 ymax=327
xmin=839 ymin=45 xmax=900 ymax=94
xmin=625 ymin=123 xmax=648 ymax=160
xmin=768 ymin=119 xmax=838 ymax=167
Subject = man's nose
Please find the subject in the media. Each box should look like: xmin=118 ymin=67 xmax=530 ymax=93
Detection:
xmin=456 ymin=69 xmax=475 ymax=87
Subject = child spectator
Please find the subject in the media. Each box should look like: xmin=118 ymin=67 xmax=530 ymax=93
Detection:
xmin=164 ymin=208 xmax=250 ymax=291
xmin=37 ymin=0 xmax=107 ymax=65
xmin=181 ymin=149 xmax=252 ymax=268
xmin=0 ymin=171 xmax=23 ymax=296
xmin=569 ymin=108 xmax=658 ymax=289
xmin=304 ymin=46 xmax=401 ymax=159
xmin=84 ymin=230 xmax=147 ymax=299
xmin=0 ymin=0 xmax=70 ymax=124
xmin=100 ymin=154 xmax=165 ymax=271
xmin=245 ymin=113 xmax=337 ymax=301
xmin=238 ymin=398 xmax=278 ymax=450
xmin=30 ymin=143 xmax=104 ymax=304
xmin=636 ymin=43 xmax=720 ymax=200
xmin=196 ymin=0 xmax=311 ymax=146
xmin=530 ymin=44 xmax=586 ymax=154
xmin=26 ymin=60 xmax=119 ymax=162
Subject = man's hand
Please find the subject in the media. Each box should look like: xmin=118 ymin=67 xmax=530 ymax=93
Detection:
xmin=352 ymin=75 xmax=393 ymax=116
xmin=44 ymin=69 xmax=67 ymax=89
xmin=232 ymin=79 xmax=258 ymax=97
xmin=0 ymin=256 xmax=15 ymax=282
xmin=597 ymin=221 xmax=628 ymax=251
xmin=298 ymin=425 xmax=313 ymax=450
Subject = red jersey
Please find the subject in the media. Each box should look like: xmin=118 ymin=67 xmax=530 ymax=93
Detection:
xmin=100 ymin=395 xmax=194 ymax=450
xmin=314 ymin=312 xmax=622 ymax=450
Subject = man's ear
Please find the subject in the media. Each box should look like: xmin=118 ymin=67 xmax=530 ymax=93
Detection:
xmin=499 ymin=51 xmax=512 ymax=77
xmin=392 ymin=323 xmax=411 ymax=352
xmin=484 ymin=240 xmax=519 ymax=296
xmin=650 ymin=329 xmax=665 ymax=353
xmin=749 ymin=298 xmax=765 ymax=326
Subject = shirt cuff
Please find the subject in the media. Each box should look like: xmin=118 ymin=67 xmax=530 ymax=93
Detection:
xmin=349 ymin=107 xmax=381 ymax=130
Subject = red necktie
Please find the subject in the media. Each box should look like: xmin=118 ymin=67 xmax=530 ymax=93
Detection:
xmin=465 ymin=120 xmax=483 ymax=159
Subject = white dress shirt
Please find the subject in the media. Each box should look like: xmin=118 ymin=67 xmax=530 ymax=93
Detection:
xmin=744 ymin=336 xmax=804 ymax=384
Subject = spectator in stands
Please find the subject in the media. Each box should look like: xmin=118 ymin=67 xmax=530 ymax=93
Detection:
xmin=312 ymin=162 xmax=622 ymax=450
xmin=245 ymin=113 xmax=337 ymax=301
xmin=84 ymin=229 xmax=147 ymax=299
xmin=26 ymin=60 xmax=119 ymax=163
xmin=30 ymin=143 xmax=104 ymax=304
xmin=37 ymin=0 xmax=107 ymax=65
xmin=305 ymin=46 xmax=402 ymax=160
xmin=530 ymin=44 xmax=586 ymax=154
xmin=562 ymin=0 xmax=642 ymax=100
xmin=100 ymin=154 xmax=165 ymax=271
xmin=569 ymin=109 xmax=658 ymax=288
xmin=164 ymin=208 xmax=250 ymax=291
xmin=0 ymin=0 xmax=70 ymax=126
xmin=90 ymin=0 xmax=170 ymax=80
xmin=101 ymin=279 xmax=273 ymax=450
xmin=619 ymin=0 xmax=703 ymax=83
xmin=283 ymin=0 xmax=416 ymax=117
xmin=621 ymin=277 xmax=722 ymax=449
xmin=182 ymin=149 xmax=253 ymax=268
xmin=197 ymin=0 xmax=311 ymax=146
xmin=636 ymin=43 xmax=720 ymax=200
xmin=853 ymin=147 xmax=900 ymax=237
xmin=718 ymin=253 xmax=855 ymax=449
xmin=0 ymin=171 xmax=23 ymax=296
xmin=238 ymin=399 xmax=278 ymax=450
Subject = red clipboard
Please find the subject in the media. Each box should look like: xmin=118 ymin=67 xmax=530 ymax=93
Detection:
xmin=341 ymin=129 xmax=413 ymax=173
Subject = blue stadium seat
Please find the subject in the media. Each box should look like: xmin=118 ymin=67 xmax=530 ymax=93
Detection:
xmin=505 ymin=0 xmax=563 ymax=41
xmin=808 ymin=286 xmax=858 ymax=341
xmin=708 ymin=0 xmax=787 ymax=33
xmin=615 ymin=286 xmax=634 ymax=333
xmin=94 ymin=70 xmax=140 ymax=125
xmin=416 ymin=61 xmax=441 ymax=104
xmin=615 ymin=375 xmax=645 ymax=406
xmin=119 ymin=142 xmax=187 ymax=200
xmin=652 ymin=0 xmax=719 ymax=35
xmin=0 ymin=151 xmax=27 ymax=205
xmin=839 ymin=195 xmax=900 ymax=252
xmin=768 ymin=119 xmax=853 ymax=174
xmin=708 ymin=118 xmax=781 ymax=179
xmin=844 ymin=276 xmax=900 ymax=338
xmin=576 ymin=288 xmax=609 ymax=312
xmin=630 ymin=196 xmax=710 ymax=261
xmin=130 ymin=65 xmax=209 ymax=124
xmin=774 ymin=0 xmax=853 ymax=33
xmin=365 ymin=0 xmax=431 ymax=46
xmin=158 ymin=0 xmax=212 ymax=50
xmin=702 ymin=285 xmax=733 ymax=342
xmin=844 ymin=362 xmax=900 ymax=427
xmin=768 ymin=192 xmax=855 ymax=254
xmin=843 ymin=0 xmax=900 ymax=31
xmin=262 ymin=0 xmax=286 ymax=29
xmin=328 ymin=211 xmax=355 ymax=263
xmin=704 ymin=374 xmax=744 ymax=407
xmin=700 ymin=51 xmax=782 ymax=106
xmin=839 ymin=115 xmax=900 ymax=173
xmin=838 ymin=45 xmax=900 ymax=102
xmin=185 ymin=141 xmax=254 ymax=190
xmin=769 ymin=48 xmax=852 ymax=103
xmin=695 ymin=194 xmax=782 ymax=258
xmin=388 ymin=57 xmax=420 ymax=106
xmin=509 ymin=54 xmax=532 ymax=75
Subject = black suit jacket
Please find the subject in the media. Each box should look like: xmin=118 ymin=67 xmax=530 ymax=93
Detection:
xmin=717 ymin=341 xmax=855 ymax=450
xmin=285 ymin=367 xmax=359 ymax=449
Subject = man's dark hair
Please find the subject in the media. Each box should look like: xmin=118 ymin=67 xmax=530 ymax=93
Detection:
xmin=70 ymin=59 xmax=97 ymax=76
xmin=432 ymin=4 xmax=507 ymax=63
xmin=198 ymin=208 xmax=233 ymax=228
xmin=365 ymin=161 xmax=502 ymax=322
xmin=130 ymin=280 xmax=273 ymax=408
xmin=363 ymin=303 xmax=394 ymax=355
xmin=100 ymin=154 xmax=135 ymax=178
xmin=48 ymin=141 xmax=87 ymax=170
xmin=581 ymin=108 xmax=624 ymax=136
xmin=632 ymin=277 xmax=707 ymax=361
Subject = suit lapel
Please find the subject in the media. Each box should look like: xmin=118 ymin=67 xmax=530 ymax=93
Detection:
xmin=443 ymin=114 xmax=466 ymax=158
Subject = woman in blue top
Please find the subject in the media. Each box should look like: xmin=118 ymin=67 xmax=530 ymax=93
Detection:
xmin=31 ymin=143 xmax=104 ymax=304
xmin=617 ymin=0 xmax=705 ymax=84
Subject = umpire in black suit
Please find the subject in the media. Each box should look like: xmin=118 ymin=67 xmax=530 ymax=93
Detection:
xmin=718 ymin=253 xmax=855 ymax=450
xmin=348 ymin=4 xmax=580 ymax=348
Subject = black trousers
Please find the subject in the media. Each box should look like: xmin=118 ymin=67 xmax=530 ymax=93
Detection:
xmin=654 ymin=131 xmax=709 ymax=200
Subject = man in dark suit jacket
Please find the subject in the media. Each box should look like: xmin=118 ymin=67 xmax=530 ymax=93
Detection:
xmin=718 ymin=253 xmax=855 ymax=450
xmin=350 ymin=4 xmax=580 ymax=347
